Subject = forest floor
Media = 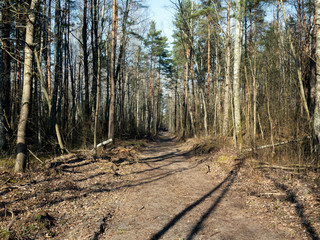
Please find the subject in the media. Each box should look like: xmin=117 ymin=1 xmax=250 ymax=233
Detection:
xmin=0 ymin=132 xmax=320 ymax=239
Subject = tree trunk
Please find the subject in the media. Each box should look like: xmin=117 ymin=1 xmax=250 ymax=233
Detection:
xmin=313 ymin=0 xmax=320 ymax=146
xmin=108 ymin=0 xmax=118 ymax=140
xmin=83 ymin=0 xmax=89 ymax=118
xmin=280 ymin=0 xmax=310 ymax=122
xmin=253 ymin=4 xmax=257 ymax=141
xmin=2 ymin=0 xmax=11 ymax=134
xmin=155 ymin=62 xmax=161 ymax=134
xmin=207 ymin=23 xmax=211 ymax=100
xmin=15 ymin=0 xmax=39 ymax=172
xmin=0 ymin=9 xmax=5 ymax=150
xmin=94 ymin=0 xmax=106 ymax=155
xmin=63 ymin=0 xmax=69 ymax=131
xmin=148 ymin=53 xmax=153 ymax=135
xmin=233 ymin=0 xmax=243 ymax=148
xmin=47 ymin=0 xmax=52 ymax=100
xmin=223 ymin=0 xmax=231 ymax=136
xmin=91 ymin=0 xmax=98 ymax=114
xmin=12 ymin=2 xmax=21 ymax=129
xmin=46 ymin=0 xmax=66 ymax=153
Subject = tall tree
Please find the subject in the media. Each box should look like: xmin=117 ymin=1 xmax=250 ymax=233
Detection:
xmin=91 ymin=0 xmax=99 ymax=114
xmin=223 ymin=0 xmax=231 ymax=136
xmin=108 ymin=0 xmax=118 ymax=140
xmin=47 ymin=0 xmax=52 ymax=100
xmin=15 ymin=0 xmax=40 ymax=172
xmin=83 ymin=0 xmax=89 ymax=118
xmin=94 ymin=0 xmax=106 ymax=154
xmin=0 ymin=3 xmax=5 ymax=150
xmin=146 ymin=21 xmax=161 ymax=135
xmin=233 ymin=0 xmax=244 ymax=147
xmin=313 ymin=0 xmax=320 ymax=149
xmin=2 ymin=1 xmax=11 ymax=135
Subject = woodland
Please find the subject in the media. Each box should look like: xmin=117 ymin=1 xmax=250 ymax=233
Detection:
xmin=0 ymin=0 xmax=320 ymax=171
xmin=1 ymin=0 xmax=320 ymax=239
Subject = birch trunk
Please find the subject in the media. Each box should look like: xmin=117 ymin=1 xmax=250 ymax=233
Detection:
xmin=15 ymin=0 xmax=39 ymax=172
xmin=233 ymin=0 xmax=243 ymax=148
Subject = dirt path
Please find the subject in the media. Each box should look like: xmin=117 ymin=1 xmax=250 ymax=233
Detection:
xmin=2 ymin=133 xmax=316 ymax=239
xmin=99 ymin=133 xmax=288 ymax=240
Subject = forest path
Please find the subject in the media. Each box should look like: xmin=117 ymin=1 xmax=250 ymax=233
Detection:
xmin=99 ymin=132 xmax=287 ymax=240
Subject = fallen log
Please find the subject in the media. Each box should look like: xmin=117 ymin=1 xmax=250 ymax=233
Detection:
xmin=254 ymin=165 xmax=299 ymax=171
xmin=28 ymin=148 xmax=44 ymax=164
xmin=91 ymin=139 xmax=113 ymax=152
xmin=244 ymin=136 xmax=311 ymax=152
xmin=254 ymin=164 xmax=319 ymax=171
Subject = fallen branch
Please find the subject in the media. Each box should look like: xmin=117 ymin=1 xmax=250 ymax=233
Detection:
xmin=6 ymin=210 xmax=17 ymax=231
xmin=244 ymin=136 xmax=311 ymax=152
xmin=259 ymin=192 xmax=287 ymax=200
xmin=254 ymin=165 xmax=299 ymax=171
xmin=255 ymin=164 xmax=319 ymax=171
xmin=28 ymin=148 xmax=44 ymax=164
xmin=91 ymin=139 xmax=113 ymax=152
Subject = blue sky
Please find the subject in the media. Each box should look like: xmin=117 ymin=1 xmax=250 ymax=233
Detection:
xmin=147 ymin=0 xmax=175 ymax=46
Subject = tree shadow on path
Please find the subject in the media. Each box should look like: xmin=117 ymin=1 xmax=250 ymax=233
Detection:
xmin=266 ymin=175 xmax=319 ymax=240
xmin=150 ymin=159 xmax=244 ymax=240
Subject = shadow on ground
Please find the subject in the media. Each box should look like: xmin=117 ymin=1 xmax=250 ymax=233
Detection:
xmin=0 ymin=136 xmax=206 ymax=238
xmin=150 ymin=159 xmax=245 ymax=240
xmin=266 ymin=175 xmax=319 ymax=240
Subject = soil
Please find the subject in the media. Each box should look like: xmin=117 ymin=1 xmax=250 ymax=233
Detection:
xmin=0 ymin=132 xmax=319 ymax=239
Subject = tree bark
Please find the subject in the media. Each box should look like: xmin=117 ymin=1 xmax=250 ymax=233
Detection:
xmin=253 ymin=4 xmax=257 ymax=141
xmin=280 ymin=0 xmax=310 ymax=121
xmin=207 ymin=23 xmax=211 ymax=101
xmin=0 ymin=8 xmax=5 ymax=150
xmin=47 ymin=0 xmax=52 ymax=100
xmin=2 ymin=0 xmax=11 ymax=133
xmin=313 ymin=0 xmax=320 ymax=145
xmin=108 ymin=0 xmax=118 ymax=140
xmin=15 ymin=0 xmax=39 ymax=172
xmin=223 ymin=0 xmax=231 ymax=136
xmin=91 ymin=0 xmax=99 ymax=114
xmin=233 ymin=0 xmax=243 ymax=148
xmin=83 ymin=0 xmax=89 ymax=118
xmin=94 ymin=0 xmax=106 ymax=155
xmin=148 ymin=51 xmax=153 ymax=135
xmin=43 ymin=0 xmax=66 ymax=153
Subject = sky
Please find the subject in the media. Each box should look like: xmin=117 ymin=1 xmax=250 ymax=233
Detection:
xmin=147 ymin=0 xmax=175 ymax=46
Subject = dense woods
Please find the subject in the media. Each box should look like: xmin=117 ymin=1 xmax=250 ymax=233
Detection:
xmin=0 ymin=0 xmax=320 ymax=172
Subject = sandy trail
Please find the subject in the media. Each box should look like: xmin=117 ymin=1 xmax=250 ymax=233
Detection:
xmin=100 ymin=133 xmax=287 ymax=240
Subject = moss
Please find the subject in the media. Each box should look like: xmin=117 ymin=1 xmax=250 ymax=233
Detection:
xmin=0 ymin=229 xmax=12 ymax=240
xmin=32 ymin=212 xmax=55 ymax=237
xmin=217 ymin=155 xmax=236 ymax=162
xmin=0 ymin=158 xmax=15 ymax=169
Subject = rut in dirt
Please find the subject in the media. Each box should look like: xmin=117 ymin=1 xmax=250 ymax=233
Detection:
xmin=100 ymin=133 xmax=288 ymax=240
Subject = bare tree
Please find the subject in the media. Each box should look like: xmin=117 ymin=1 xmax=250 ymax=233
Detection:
xmin=233 ymin=0 xmax=244 ymax=148
xmin=313 ymin=0 xmax=320 ymax=148
xmin=0 ymin=3 xmax=5 ymax=150
xmin=94 ymin=0 xmax=106 ymax=154
xmin=223 ymin=0 xmax=231 ymax=136
xmin=15 ymin=0 xmax=40 ymax=172
xmin=108 ymin=0 xmax=118 ymax=140
xmin=83 ymin=0 xmax=89 ymax=118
